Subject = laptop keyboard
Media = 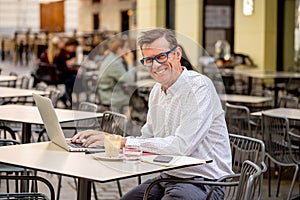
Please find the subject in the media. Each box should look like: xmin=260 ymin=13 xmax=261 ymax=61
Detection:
xmin=68 ymin=142 xmax=85 ymax=148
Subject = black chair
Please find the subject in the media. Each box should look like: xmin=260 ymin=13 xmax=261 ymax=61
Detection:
xmin=278 ymin=95 xmax=299 ymax=108
xmin=143 ymin=160 xmax=263 ymax=200
xmin=262 ymin=113 xmax=300 ymax=199
xmin=0 ymin=175 xmax=55 ymax=200
xmin=7 ymin=72 xmax=18 ymax=88
xmin=285 ymin=78 xmax=300 ymax=97
xmin=57 ymin=101 xmax=99 ymax=200
xmin=225 ymin=103 xmax=258 ymax=138
xmin=0 ymin=138 xmax=33 ymax=194
xmin=13 ymin=75 xmax=31 ymax=104
xmin=250 ymin=89 xmax=273 ymax=110
xmin=99 ymin=111 xmax=128 ymax=197
xmin=142 ymin=133 xmax=266 ymax=200
xmin=36 ymin=62 xmax=61 ymax=87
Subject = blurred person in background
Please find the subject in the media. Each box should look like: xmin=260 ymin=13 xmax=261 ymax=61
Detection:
xmin=53 ymin=38 xmax=79 ymax=108
xmin=32 ymin=36 xmax=64 ymax=87
xmin=97 ymin=37 xmax=136 ymax=115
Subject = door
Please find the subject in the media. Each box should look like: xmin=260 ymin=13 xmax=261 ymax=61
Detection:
xmin=40 ymin=1 xmax=64 ymax=33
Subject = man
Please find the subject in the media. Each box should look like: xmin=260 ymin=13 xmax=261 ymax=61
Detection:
xmin=72 ymin=28 xmax=233 ymax=199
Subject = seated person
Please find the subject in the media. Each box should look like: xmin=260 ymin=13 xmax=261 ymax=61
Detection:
xmin=97 ymin=38 xmax=136 ymax=115
xmin=71 ymin=28 xmax=233 ymax=199
xmin=53 ymin=38 xmax=79 ymax=107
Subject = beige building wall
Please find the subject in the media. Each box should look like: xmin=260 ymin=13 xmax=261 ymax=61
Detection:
xmin=234 ymin=0 xmax=277 ymax=71
xmin=176 ymin=0 xmax=203 ymax=67
xmin=136 ymin=0 xmax=165 ymax=29
xmin=0 ymin=0 xmax=79 ymax=34
xmin=283 ymin=0 xmax=295 ymax=70
xmin=0 ymin=0 xmax=39 ymax=34
xmin=136 ymin=0 xmax=203 ymax=67
xmin=78 ymin=0 xmax=133 ymax=33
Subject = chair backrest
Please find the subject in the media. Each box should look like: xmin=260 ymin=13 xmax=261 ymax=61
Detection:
xmin=100 ymin=111 xmax=128 ymax=137
xmin=15 ymin=76 xmax=31 ymax=104
xmin=278 ymin=95 xmax=299 ymax=108
xmin=0 ymin=125 xmax=17 ymax=140
xmin=250 ymin=89 xmax=272 ymax=97
xmin=261 ymin=113 xmax=294 ymax=164
xmin=7 ymin=72 xmax=18 ymax=88
xmin=229 ymin=133 xmax=266 ymax=173
xmin=250 ymin=89 xmax=273 ymax=111
xmin=37 ymin=62 xmax=60 ymax=86
xmin=35 ymin=82 xmax=48 ymax=91
xmin=225 ymin=103 xmax=252 ymax=137
xmin=235 ymin=160 xmax=263 ymax=200
xmin=19 ymin=75 xmax=30 ymax=89
xmin=0 ymin=175 xmax=55 ymax=200
xmin=75 ymin=102 xmax=99 ymax=132
xmin=48 ymin=89 xmax=60 ymax=107
xmin=227 ymin=133 xmax=266 ymax=200
xmin=286 ymin=78 xmax=300 ymax=96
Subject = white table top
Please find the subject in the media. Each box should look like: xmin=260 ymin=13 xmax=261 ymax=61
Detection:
xmin=220 ymin=94 xmax=272 ymax=104
xmin=0 ymin=142 xmax=207 ymax=182
xmin=0 ymin=87 xmax=49 ymax=98
xmin=0 ymin=104 xmax=103 ymax=124
xmin=0 ymin=75 xmax=17 ymax=82
xmin=251 ymin=108 xmax=300 ymax=120
xmin=0 ymin=142 xmax=209 ymax=199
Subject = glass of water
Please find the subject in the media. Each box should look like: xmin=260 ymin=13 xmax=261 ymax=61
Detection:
xmin=123 ymin=145 xmax=142 ymax=163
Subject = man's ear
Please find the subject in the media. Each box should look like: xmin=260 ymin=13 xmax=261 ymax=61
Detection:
xmin=176 ymin=47 xmax=182 ymax=60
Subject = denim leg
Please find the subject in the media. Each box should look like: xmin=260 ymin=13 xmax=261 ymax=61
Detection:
xmin=121 ymin=176 xmax=164 ymax=200
xmin=160 ymin=175 xmax=225 ymax=200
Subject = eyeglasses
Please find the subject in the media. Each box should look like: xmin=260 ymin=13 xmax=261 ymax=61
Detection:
xmin=140 ymin=46 xmax=177 ymax=67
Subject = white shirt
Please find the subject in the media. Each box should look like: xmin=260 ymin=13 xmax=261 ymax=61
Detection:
xmin=126 ymin=68 xmax=233 ymax=179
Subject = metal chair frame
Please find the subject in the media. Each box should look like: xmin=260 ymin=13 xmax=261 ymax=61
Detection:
xmin=262 ymin=113 xmax=300 ymax=200
xmin=225 ymin=103 xmax=257 ymax=138
xmin=0 ymin=175 xmax=55 ymax=200
xmin=142 ymin=133 xmax=266 ymax=200
xmin=143 ymin=160 xmax=263 ymax=200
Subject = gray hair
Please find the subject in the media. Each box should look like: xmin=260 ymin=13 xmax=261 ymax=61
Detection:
xmin=137 ymin=28 xmax=178 ymax=50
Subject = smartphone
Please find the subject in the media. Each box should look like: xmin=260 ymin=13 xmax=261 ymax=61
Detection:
xmin=153 ymin=155 xmax=173 ymax=163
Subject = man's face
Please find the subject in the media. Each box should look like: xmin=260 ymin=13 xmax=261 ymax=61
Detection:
xmin=141 ymin=37 xmax=182 ymax=89
xmin=66 ymin=44 xmax=77 ymax=53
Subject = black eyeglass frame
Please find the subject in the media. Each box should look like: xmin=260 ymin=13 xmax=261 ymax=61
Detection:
xmin=140 ymin=46 xmax=177 ymax=67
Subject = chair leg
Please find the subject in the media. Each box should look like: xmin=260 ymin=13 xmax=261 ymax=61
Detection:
xmin=6 ymin=172 xmax=9 ymax=194
xmin=92 ymin=182 xmax=98 ymax=200
xmin=57 ymin=175 xmax=62 ymax=200
xmin=268 ymin=158 xmax=271 ymax=197
xmin=287 ymin=165 xmax=299 ymax=200
xmin=276 ymin=166 xmax=283 ymax=197
xmin=73 ymin=178 xmax=78 ymax=189
xmin=117 ymin=180 xmax=123 ymax=197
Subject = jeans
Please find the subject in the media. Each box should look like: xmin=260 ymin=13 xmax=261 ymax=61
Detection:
xmin=121 ymin=173 xmax=225 ymax=200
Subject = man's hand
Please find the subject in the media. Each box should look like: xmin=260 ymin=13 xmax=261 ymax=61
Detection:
xmin=71 ymin=130 xmax=108 ymax=147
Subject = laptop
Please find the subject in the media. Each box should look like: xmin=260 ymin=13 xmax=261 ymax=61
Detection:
xmin=33 ymin=93 xmax=104 ymax=152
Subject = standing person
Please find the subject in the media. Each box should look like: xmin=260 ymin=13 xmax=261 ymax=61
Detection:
xmin=53 ymin=38 xmax=79 ymax=108
xmin=96 ymin=37 xmax=136 ymax=115
xmin=71 ymin=28 xmax=233 ymax=199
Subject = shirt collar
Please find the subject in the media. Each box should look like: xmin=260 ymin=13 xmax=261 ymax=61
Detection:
xmin=161 ymin=67 xmax=187 ymax=95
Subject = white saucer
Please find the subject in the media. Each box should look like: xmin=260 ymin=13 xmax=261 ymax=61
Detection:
xmin=93 ymin=152 xmax=124 ymax=161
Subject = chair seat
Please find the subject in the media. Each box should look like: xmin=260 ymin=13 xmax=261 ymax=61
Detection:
xmin=0 ymin=163 xmax=26 ymax=173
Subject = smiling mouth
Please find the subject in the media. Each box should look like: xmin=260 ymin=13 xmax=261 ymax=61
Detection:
xmin=154 ymin=67 xmax=167 ymax=75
